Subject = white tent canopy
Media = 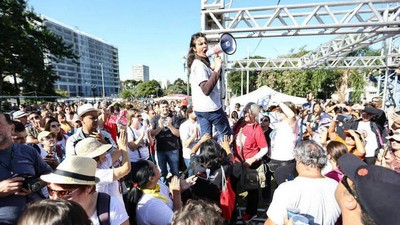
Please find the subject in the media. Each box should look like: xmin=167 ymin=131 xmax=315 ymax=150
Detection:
xmin=229 ymin=86 xmax=307 ymax=112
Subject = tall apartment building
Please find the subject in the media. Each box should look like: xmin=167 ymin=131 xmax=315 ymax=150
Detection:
xmin=42 ymin=16 xmax=120 ymax=98
xmin=132 ymin=65 xmax=149 ymax=82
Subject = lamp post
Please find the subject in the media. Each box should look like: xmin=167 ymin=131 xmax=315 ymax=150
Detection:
xmin=91 ymin=84 xmax=97 ymax=103
xmin=183 ymin=56 xmax=190 ymax=95
xmin=99 ymin=63 xmax=105 ymax=99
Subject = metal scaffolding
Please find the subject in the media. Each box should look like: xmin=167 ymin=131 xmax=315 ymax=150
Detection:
xmin=201 ymin=0 xmax=400 ymax=107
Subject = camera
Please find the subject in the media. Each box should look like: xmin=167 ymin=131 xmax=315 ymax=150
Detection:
xmin=12 ymin=173 xmax=42 ymax=192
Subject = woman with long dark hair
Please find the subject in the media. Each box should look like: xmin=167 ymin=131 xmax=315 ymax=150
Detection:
xmin=125 ymin=160 xmax=196 ymax=225
xmin=187 ymin=32 xmax=231 ymax=140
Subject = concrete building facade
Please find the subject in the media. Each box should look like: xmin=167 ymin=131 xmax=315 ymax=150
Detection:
xmin=132 ymin=65 xmax=149 ymax=82
xmin=43 ymin=17 xmax=120 ymax=98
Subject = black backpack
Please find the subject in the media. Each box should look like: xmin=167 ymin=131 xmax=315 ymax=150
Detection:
xmin=97 ymin=192 xmax=111 ymax=225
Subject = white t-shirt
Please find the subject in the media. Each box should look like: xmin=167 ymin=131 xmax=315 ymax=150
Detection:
xmin=96 ymin=154 xmax=124 ymax=204
xmin=89 ymin=194 xmax=129 ymax=225
xmin=357 ymin=121 xmax=378 ymax=157
xmin=190 ymin=59 xmax=221 ymax=112
xmin=269 ymin=120 xmax=299 ymax=160
xmin=136 ymin=181 xmax=173 ymax=225
xmin=179 ymin=120 xmax=200 ymax=159
xmin=127 ymin=125 xmax=149 ymax=162
xmin=267 ymin=176 xmax=341 ymax=225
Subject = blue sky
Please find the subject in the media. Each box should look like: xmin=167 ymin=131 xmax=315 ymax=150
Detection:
xmin=27 ymin=0 xmax=333 ymax=82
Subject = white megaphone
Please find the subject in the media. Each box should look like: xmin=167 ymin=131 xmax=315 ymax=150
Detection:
xmin=206 ymin=33 xmax=237 ymax=57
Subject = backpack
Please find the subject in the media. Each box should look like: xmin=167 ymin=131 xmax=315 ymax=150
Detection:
xmin=97 ymin=192 xmax=111 ymax=225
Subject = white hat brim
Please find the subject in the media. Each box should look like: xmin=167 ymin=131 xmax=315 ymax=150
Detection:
xmin=78 ymin=109 xmax=100 ymax=118
xmin=77 ymin=144 xmax=112 ymax=158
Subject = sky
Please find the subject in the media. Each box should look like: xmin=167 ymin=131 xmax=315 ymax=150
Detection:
xmin=27 ymin=0 xmax=337 ymax=82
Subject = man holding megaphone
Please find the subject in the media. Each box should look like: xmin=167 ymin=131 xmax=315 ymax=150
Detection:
xmin=186 ymin=32 xmax=233 ymax=140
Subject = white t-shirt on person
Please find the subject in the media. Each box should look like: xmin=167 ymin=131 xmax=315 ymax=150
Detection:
xmin=136 ymin=181 xmax=173 ymax=225
xmin=190 ymin=59 xmax=221 ymax=112
xmin=96 ymin=154 xmax=123 ymax=204
xmin=267 ymin=176 xmax=341 ymax=225
xmin=269 ymin=120 xmax=299 ymax=161
xmin=89 ymin=194 xmax=129 ymax=225
xmin=179 ymin=120 xmax=200 ymax=159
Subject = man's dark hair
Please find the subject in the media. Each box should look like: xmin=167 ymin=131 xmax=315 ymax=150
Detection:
xmin=12 ymin=120 xmax=25 ymax=133
xmin=160 ymin=100 xmax=169 ymax=105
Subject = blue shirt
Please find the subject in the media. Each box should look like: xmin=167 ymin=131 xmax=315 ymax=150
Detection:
xmin=0 ymin=143 xmax=52 ymax=224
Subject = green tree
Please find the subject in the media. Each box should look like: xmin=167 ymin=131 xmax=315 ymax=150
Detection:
xmin=136 ymin=80 xmax=162 ymax=98
xmin=164 ymin=78 xmax=187 ymax=95
xmin=120 ymin=89 xmax=134 ymax=100
xmin=0 ymin=0 xmax=75 ymax=106
xmin=123 ymin=79 xmax=142 ymax=90
xmin=227 ymin=56 xmax=262 ymax=96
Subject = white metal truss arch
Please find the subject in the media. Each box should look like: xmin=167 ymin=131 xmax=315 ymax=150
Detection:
xmin=201 ymin=0 xmax=400 ymax=39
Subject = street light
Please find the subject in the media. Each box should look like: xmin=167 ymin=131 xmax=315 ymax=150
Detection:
xmin=183 ymin=56 xmax=190 ymax=95
xmin=91 ymin=84 xmax=97 ymax=103
xmin=99 ymin=63 xmax=105 ymax=99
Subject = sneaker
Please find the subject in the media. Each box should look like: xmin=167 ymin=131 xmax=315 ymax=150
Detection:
xmin=241 ymin=213 xmax=257 ymax=223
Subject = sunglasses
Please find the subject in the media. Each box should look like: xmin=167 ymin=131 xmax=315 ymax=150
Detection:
xmin=29 ymin=116 xmax=40 ymax=120
xmin=389 ymin=139 xmax=400 ymax=143
xmin=261 ymin=118 xmax=270 ymax=122
xmin=51 ymin=124 xmax=61 ymax=128
xmin=134 ymin=115 xmax=142 ymax=118
xmin=47 ymin=187 xmax=79 ymax=198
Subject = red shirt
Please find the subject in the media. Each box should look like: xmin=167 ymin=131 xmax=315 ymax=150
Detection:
xmin=234 ymin=122 xmax=267 ymax=162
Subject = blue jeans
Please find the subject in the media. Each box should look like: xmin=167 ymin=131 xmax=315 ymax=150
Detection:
xmin=183 ymin=158 xmax=193 ymax=177
xmin=195 ymin=107 xmax=232 ymax=139
xmin=156 ymin=149 xmax=179 ymax=182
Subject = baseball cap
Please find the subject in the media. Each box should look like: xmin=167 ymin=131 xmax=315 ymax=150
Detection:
xmin=338 ymin=153 xmax=400 ymax=225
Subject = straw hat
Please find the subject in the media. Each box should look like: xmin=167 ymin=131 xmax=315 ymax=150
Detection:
xmin=41 ymin=156 xmax=99 ymax=185
xmin=77 ymin=103 xmax=100 ymax=118
xmin=75 ymin=137 xmax=112 ymax=158
xmin=37 ymin=131 xmax=56 ymax=142
xmin=12 ymin=111 xmax=28 ymax=119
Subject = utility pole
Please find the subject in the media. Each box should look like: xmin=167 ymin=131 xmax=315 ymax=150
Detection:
xmin=99 ymin=63 xmax=105 ymax=99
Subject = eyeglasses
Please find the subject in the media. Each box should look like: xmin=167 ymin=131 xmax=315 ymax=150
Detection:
xmin=51 ymin=124 xmax=61 ymax=128
xmin=47 ymin=187 xmax=80 ymax=198
xmin=341 ymin=175 xmax=357 ymax=200
xmin=29 ymin=116 xmax=40 ymax=120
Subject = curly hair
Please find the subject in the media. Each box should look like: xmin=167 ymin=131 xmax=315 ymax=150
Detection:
xmin=171 ymin=199 xmax=223 ymax=225
xmin=294 ymin=140 xmax=327 ymax=169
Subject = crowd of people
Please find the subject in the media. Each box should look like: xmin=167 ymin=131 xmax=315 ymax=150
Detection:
xmin=1 ymin=31 xmax=400 ymax=225
xmin=0 ymin=93 xmax=399 ymax=225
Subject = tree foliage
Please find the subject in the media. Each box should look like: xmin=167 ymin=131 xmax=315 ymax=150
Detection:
xmin=0 ymin=0 xmax=75 ymax=105
xmin=136 ymin=80 xmax=163 ymax=98
xmin=227 ymin=46 xmax=373 ymax=102
xmin=123 ymin=79 xmax=142 ymax=90
xmin=165 ymin=78 xmax=187 ymax=95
